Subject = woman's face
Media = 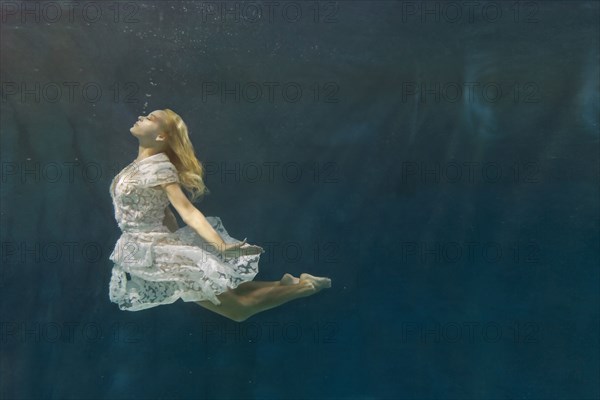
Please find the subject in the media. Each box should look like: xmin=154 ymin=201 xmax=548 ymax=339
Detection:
xmin=129 ymin=109 xmax=168 ymax=143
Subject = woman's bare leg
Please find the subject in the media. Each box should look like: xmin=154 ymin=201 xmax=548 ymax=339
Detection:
xmin=194 ymin=273 xmax=302 ymax=321
xmin=229 ymin=273 xmax=298 ymax=295
xmin=195 ymin=273 xmax=330 ymax=322
xmin=231 ymin=280 xmax=278 ymax=294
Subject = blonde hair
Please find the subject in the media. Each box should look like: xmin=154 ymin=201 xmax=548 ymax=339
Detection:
xmin=160 ymin=108 xmax=210 ymax=202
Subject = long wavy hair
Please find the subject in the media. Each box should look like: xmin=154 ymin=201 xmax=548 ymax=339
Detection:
xmin=160 ymin=108 xmax=210 ymax=202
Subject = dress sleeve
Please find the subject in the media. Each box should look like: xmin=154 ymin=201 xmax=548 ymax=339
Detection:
xmin=138 ymin=160 xmax=180 ymax=188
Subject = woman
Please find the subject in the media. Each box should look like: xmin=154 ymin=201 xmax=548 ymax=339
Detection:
xmin=108 ymin=109 xmax=331 ymax=322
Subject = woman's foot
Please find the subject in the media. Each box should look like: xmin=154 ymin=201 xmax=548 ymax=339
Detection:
xmin=299 ymin=273 xmax=332 ymax=291
xmin=280 ymin=273 xmax=300 ymax=285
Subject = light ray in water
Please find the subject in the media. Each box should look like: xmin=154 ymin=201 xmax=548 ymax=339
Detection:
xmin=462 ymin=52 xmax=499 ymax=141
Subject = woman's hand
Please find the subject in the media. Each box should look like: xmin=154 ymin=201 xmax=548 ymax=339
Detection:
xmin=219 ymin=238 xmax=264 ymax=257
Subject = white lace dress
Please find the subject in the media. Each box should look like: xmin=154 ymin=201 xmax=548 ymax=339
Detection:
xmin=108 ymin=152 xmax=260 ymax=311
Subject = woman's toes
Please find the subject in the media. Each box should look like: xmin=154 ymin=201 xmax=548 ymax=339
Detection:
xmin=300 ymin=279 xmax=315 ymax=289
xmin=280 ymin=273 xmax=294 ymax=285
xmin=300 ymin=273 xmax=331 ymax=290
xmin=280 ymin=273 xmax=301 ymax=285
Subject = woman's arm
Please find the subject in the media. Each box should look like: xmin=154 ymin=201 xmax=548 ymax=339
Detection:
xmin=160 ymin=182 xmax=264 ymax=256
xmin=162 ymin=206 xmax=179 ymax=232
xmin=161 ymin=182 xmax=227 ymax=249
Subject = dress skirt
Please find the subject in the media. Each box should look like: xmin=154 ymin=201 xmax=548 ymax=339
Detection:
xmin=108 ymin=216 xmax=260 ymax=311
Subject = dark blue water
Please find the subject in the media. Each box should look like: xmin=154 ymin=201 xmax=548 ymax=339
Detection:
xmin=1 ymin=1 xmax=598 ymax=399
